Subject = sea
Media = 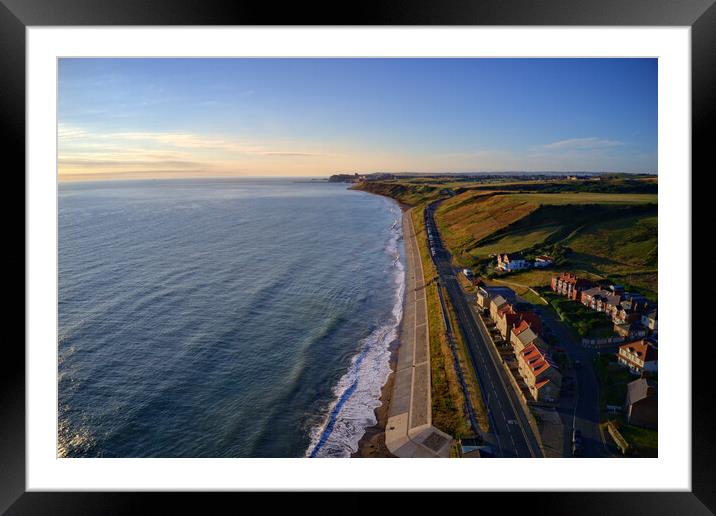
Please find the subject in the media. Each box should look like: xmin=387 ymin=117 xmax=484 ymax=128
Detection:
xmin=58 ymin=178 xmax=405 ymax=458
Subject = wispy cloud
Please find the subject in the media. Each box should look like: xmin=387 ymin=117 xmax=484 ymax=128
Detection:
xmin=533 ymin=137 xmax=624 ymax=151
xmin=260 ymin=152 xmax=319 ymax=157
xmin=59 ymin=126 xmax=327 ymax=157
xmin=60 ymin=158 xmax=201 ymax=170
xmin=58 ymin=125 xmax=335 ymax=178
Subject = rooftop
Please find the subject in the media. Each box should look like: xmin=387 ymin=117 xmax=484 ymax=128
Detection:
xmin=625 ymin=378 xmax=657 ymax=405
xmin=619 ymin=339 xmax=658 ymax=362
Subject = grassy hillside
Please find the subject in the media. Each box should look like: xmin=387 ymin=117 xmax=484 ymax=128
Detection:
xmin=350 ymin=181 xmax=445 ymax=206
xmin=433 ymin=190 xmax=658 ymax=299
xmin=468 ymin=177 xmax=658 ymax=194
xmin=565 ymin=214 xmax=657 ymax=299
xmin=435 ymin=192 xmax=540 ymax=258
xmin=488 ymin=211 xmax=658 ymax=300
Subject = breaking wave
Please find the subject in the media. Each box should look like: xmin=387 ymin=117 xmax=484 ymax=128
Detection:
xmin=306 ymin=203 xmax=405 ymax=458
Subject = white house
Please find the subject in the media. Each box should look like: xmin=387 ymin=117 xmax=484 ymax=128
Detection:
xmin=497 ymin=253 xmax=530 ymax=272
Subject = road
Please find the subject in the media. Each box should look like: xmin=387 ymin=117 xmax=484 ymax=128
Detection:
xmin=534 ymin=306 xmax=612 ymax=457
xmin=425 ymin=202 xmax=542 ymax=458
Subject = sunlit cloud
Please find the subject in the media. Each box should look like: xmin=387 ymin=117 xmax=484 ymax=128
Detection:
xmin=58 ymin=125 xmax=339 ymax=178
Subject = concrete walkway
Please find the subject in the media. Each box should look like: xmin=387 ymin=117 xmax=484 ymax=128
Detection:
xmin=384 ymin=209 xmax=452 ymax=458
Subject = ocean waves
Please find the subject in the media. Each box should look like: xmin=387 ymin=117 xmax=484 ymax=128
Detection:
xmin=306 ymin=203 xmax=405 ymax=458
xmin=58 ymin=179 xmax=403 ymax=458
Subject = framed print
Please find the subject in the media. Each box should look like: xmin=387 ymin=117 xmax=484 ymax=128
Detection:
xmin=5 ymin=0 xmax=714 ymax=512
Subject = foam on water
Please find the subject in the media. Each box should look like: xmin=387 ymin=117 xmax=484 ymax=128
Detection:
xmin=306 ymin=202 xmax=405 ymax=458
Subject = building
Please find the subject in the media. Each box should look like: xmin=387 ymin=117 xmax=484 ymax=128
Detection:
xmin=517 ymin=310 xmax=542 ymax=335
xmin=613 ymin=304 xmax=644 ymax=325
xmin=517 ymin=343 xmax=562 ymax=402
xmin=492 ymin=301 xmax=542 ymax=341
xmin=477 ymin=285 xmax=516 ymax=310
xmin=580 ymin=286 xmax=623 ymax=315
xmin=641 ymin=308 xmax=658 ymax=334
xmin=476 ymin=286 xmax=490 ymax=309
xmin=614 ymin=322 xmax=647 ymax=339
xmin=617 ymin=339 xmax=658 ymax=374
xmin=496 ymin=252 xmax=530 ymax=272
xmin=624 ymin=378 xmax=658 ymax=428
xmin=510 ymin=320 xmax=546 ymax=354
xmin=495 ymin=303 xmax=523 ymax=340
xmin=577 ymin=283 xmax=652 ymax=325
xmin=533 ymin=255 xmax=554 ymax=268
xmin=489 ymin=295 xmax=509 ymax=322
xmin=551 ymin=272 xmax=594 ymax=301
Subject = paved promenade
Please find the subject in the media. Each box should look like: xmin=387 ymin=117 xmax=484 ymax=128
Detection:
xmin=384 ymin=209 xmax=452 ymax=458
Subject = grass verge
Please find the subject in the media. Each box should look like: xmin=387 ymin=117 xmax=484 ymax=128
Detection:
xmin=443 ymin=286 xmax=490 ymax=433
xmin=411 ymin=206 xmax=471 ymax=438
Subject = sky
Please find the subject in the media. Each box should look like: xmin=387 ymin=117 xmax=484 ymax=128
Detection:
xmin=58 ymin=58 xmax=657 ymax=180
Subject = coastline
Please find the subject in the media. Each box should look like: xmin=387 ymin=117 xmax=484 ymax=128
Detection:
xmin=352 ymin=199 xmax=412 ymax=458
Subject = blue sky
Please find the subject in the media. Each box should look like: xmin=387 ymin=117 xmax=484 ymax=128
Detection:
xmin=58 ymin=58 xmax=657 ymax=179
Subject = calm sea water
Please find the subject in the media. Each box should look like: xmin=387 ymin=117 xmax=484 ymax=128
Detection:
xmin=58 ymin=178 xmax=404 ymax=458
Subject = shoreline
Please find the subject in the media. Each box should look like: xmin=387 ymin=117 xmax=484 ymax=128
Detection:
xmin=352 ymin=200 xmax=412 ymax=458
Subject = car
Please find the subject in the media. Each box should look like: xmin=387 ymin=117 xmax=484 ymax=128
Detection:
xmin=574 ymin=359 xmax=582 ymax=369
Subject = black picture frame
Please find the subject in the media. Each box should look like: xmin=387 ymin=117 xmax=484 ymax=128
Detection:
xmin=5 ymin=0 xmax=712 ymax=512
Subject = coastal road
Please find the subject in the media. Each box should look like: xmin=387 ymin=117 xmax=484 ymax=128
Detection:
xmin=425 ymin=202 xmax=542 ymax=458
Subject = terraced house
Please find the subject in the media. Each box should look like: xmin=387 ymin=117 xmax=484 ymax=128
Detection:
xmin=517 ymin=343 xmax=562 ymax=402
xmin=550 ymin=272 xmax=594 ymax=301
xmin=492 ymin=300 xmax=542 ymax=341
xmin=476 ymin=284 xmax=516 ymax=311
xmin=579 ymin=285 xmax=624 ymax=318
xmin=510 ymin=319 xmax=546 ymax=354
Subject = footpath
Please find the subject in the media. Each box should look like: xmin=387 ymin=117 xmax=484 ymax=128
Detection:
xmin=384 ymin=209 xmax=452 ymax=458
